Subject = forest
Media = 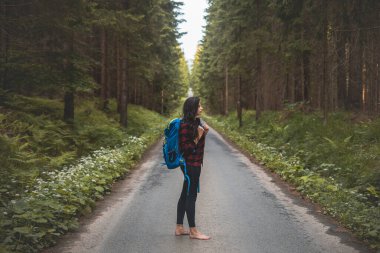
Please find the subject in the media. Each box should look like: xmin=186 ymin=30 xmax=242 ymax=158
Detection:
xmin=1 ymin=0 xmax=380 ymax=252
xmin=0 ymin=0 xmax=188 ymax=252
xmin=193 ymin=0 xmax=380 ymax=122
xmin=1 ymin=0 xmax=189 ymax=120
xmin=192 ymin=0 xmax=380 ymax=249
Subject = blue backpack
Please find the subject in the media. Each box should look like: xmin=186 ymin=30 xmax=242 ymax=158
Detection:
xmin=163 ymin=118 xmax=185 ymax=169
xmin=163 ymin=118 xmax=191 ymax=194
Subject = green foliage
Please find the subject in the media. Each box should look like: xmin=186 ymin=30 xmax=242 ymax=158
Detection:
xmin=0 ymin=94 xmax=167 ymax=251
xmin=0 ymin=136 xmax=149 ymax=252
xmin=0 ymin=95 xmax=166 ymax=252
xmin=205 ymin=111 xmax=380 ymax=249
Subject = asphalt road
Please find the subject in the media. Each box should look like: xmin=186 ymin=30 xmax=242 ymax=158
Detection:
xmin=44 ymin=128 xmax=373 ymax=253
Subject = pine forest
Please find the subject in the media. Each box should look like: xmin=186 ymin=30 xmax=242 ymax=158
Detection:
xmin=1 ymin=0 xmax=380 ymax=252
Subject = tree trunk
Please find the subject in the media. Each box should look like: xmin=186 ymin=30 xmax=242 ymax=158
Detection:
xmin=375 ymin=39 xmax=380 ymax=114
xmin=120 ymin=47 xmax=128 ymax=127
xmin=255 ymin=0 xmax=262 ymax=121
xmin=100 ymin=28 xmax=109 ymax=110
xmin=369 ymin=37 xmax=376 ymax=115
xmin=337 ymin=33 xmax=347 ymax=109
xmin=303 ymin=51 xmax=310 ymax=102
xmin=133 ymin=78 xmax=138 ymax=104
xmin=116 ymin=38 xmax=121 ymax=113
xmin=1 ymin=0 xmax=9 ymax=90
xmin=377 ymin=56 xmax=380 ymax=114
xmin=225 ymin=64 xmax=229 ymax=115
xmin=322 ymin=0 xmax=328 ymax=125
xmin=105 ymin=33 xmax=112 ymax=110
xmin=237 ymin=74 xmax=242 ymax=127
xmin=362 ymin=52 xmax=367 ymax=113
xmin=219 ymin=88 xmax=224 ymax=114
xmin=150 ymin=81 xmax=154 ymax=110
xmin=255 ymin=47 xmax=262 ymax=121
xmin=348 ymin=34 xmax=362 ymax=111
xmin=344 ymin=42 xmax=350 ymax=109
xmin=63 ymin=32 xmax=75 ymax=123
xmin=64 ymin=90 xmax=75 ymax=123
xmin=300 ymin=24 xmax=305 ymax=101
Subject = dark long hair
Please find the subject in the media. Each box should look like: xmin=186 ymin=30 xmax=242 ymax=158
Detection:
xmin=182 ymin=96 xmax=201 ymax=140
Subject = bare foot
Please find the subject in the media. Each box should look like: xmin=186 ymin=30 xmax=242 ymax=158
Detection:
xmin=175 ymin=225 xmax=189 ymax=236
xmin=189 ymin=230 xmax=211 ymax=240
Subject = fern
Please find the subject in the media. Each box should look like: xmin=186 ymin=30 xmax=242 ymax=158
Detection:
xmin=48 ymin=151 xmax=77 ymax=168
xmin=323 ymin=137 xmax=338 ymax=149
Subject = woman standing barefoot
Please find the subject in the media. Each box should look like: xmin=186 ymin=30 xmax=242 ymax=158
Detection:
xmin=175 ymin=96 xmax=211 ymax=240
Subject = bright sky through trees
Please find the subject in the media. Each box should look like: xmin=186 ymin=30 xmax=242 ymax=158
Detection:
xmin=178 ymin=0 xmax=208 ymax=66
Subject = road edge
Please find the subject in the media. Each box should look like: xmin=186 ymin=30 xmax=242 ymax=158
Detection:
xmin=208 ymin=126 xmax=376 ymax=253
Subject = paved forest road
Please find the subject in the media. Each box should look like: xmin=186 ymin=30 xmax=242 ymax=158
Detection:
xmin=45 ymin=129 xmax=373 ymax=253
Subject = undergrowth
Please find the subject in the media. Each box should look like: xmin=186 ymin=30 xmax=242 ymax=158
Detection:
xmin=205 ymin=109 xmax=380 ymax=250
xmin=0 ymin=91 xmax=167 ymax=252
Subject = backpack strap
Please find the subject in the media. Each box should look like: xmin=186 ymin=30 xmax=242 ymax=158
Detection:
xmin=182 ymin=163 xmax=201 ymax=195
xmin=182 ymin=162 xmax=191 ymax=196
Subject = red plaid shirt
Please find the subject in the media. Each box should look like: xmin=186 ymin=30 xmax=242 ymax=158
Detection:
xmin=179 ymin=121 xmax=206 ymax=167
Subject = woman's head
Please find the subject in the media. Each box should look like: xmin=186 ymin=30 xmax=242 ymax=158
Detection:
xmin=183 ymin=96 xmax=202 ymax=121
xmin=182 ymin=97 xmax=203 ymax=140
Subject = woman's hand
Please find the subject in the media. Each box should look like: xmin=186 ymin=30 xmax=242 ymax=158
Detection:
xmin=202 ymin=123 xmax=209 ymax=134
xmin=194 ymin=126 xmax=205 ymax=144
xmin=198 ymin=125 xmax=205 ymax=136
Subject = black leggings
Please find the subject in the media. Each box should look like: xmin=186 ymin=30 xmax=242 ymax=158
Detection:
xmin=176 ymin=165 xmax=201 ymax=227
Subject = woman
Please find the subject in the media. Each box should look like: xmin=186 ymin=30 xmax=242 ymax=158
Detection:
xmin=175 ymin=96 xmax=211 ymax=240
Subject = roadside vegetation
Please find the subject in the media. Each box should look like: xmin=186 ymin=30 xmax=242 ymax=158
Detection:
xmin=204 ymin=107 xmax=380 ymax=250
xmin=0 ymin=0 xmax=189 ymax=252
xmin=0 ymin=92 xmax=167 ymax=253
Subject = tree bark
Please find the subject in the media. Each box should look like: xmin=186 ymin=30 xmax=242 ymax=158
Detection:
xmin=237 ymin=74 xmax=242 ymax=127
xmin=300 ymin=24 xmax=305 ymax=101
xmin=105 ymin=32 xmax=112 ymax=110
xmin=322 ymin=0 xmax=328 ymax=125
xmin=64 ymin=90 xmax=75 ymax=123
xmin=376 ymin=38 xmax=380 ymax=114
xmin=255 ymin=0 xmax=262 ymax=121
xmin=337 ymin=32 xmax=347 ymax=109
xmin=225 ymin=64 xmax=229 ymax=115
xmin=116 ymin=38 xmax=121 ymax=113
xmin=303 ymin=51 xmax=310 ymax=102
xmin=255 ymin=47 xmax=262 ymax=121
xmin=362 ymin=50 xmax=367 ymax=113
xmin=63 ymin=32 xmax=75 ymax=123
xmin=348 ymin=33 xmax=362 ymax=111
xmin=133 ymin=75 xmax=138 ymax=104
xmin=1 ymin=0 xmax=9 ymax=90
xmin=100 ymin=28 xmax=109 ymax=110
xmin=120 ymin=47 xmax=128 ymax=127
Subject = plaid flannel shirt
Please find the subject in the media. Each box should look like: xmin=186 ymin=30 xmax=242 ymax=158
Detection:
xmin=179 ymin=121 xmax=206 ymax=167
